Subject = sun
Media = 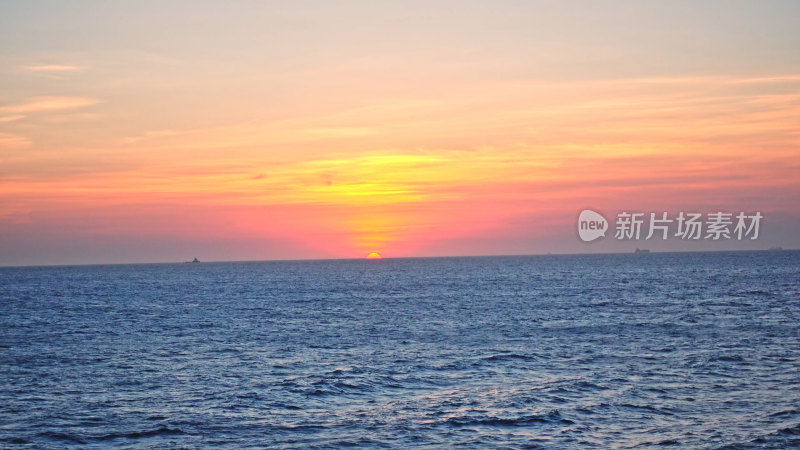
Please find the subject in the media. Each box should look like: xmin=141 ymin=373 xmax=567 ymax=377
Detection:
xmin=366 ymin=252 xmax=382 ymax=259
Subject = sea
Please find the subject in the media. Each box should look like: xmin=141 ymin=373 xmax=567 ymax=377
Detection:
xmin=1 ymin=251 xmax=799 ymax=448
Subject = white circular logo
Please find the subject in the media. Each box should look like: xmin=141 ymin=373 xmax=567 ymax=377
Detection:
xmin=578 ymin=209 xmax=608 ymax=242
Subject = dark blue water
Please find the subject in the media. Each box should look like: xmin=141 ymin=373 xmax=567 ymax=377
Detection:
xmin=2 ymin=252 xmax=799 ymax=448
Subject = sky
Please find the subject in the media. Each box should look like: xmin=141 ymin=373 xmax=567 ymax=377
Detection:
xmin=1 ymin=0 xmax=799 ymax=265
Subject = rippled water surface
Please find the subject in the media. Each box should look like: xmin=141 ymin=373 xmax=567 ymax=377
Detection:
xmin=2 ymin=252 xmax=799 ymax=448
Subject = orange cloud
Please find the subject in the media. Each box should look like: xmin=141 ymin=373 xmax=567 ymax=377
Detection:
xmin=0 ymin=96 xmax=99 ymax=114
xmin=24 ymin=64 xmax=83 ymax=72
xmin=0 ymin=132 xmax=30 ymax=147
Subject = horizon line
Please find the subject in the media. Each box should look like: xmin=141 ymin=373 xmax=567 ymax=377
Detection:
xmin=0 ymin=248 xmax=794 ymax=269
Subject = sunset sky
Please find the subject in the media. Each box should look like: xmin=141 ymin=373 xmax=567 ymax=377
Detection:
xmin=2 ymin=1 xmax=799 ymax=265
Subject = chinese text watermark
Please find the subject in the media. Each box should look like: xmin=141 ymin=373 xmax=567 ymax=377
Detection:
xmin=578 ymin=210 xmax=762 ymax=242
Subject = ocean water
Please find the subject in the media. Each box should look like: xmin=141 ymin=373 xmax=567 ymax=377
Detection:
xmin=1 ymin=251 xmax=799 ymax=448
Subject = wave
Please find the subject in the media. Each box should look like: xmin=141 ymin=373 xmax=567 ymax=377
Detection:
xmin=94 ymin=426 xmax=186 ymax=441
xmin=38 ymin=426 xmax=186 ymax=444
xmin=482 ymin=353 xmax=537 ymax=362
xmin=715 ymin=423 xmax=800 ymax=449
xmin=709 ymin=355 xmax=745 ymax=363
xmin=37 ymin=431 xmax=87 ymax=444
xmin=775 ymin=423 xmax=800 ymax=436
xmin=618 ymin=403 xmax=673 ymax=415
xmin=634 ymin=438 xmax=681 ymax=446
xmin=444 ymin=410 xmax=572 ymax=427
xmin=768 ymin=409 xmax=799 ymax=418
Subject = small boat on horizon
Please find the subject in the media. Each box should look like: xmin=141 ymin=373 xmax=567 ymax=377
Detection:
xmin=634 ymin=248 xmax=650 ymax=253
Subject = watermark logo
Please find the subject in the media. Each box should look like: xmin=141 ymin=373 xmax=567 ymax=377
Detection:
xmin=578 ymin=209 xmax=609 ymax=242
xmin=578 ymin=210 xmax=763 ymax=243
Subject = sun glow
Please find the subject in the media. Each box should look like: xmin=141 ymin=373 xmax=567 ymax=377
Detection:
xmin=366 ymin=252 xmax=382 ymax=259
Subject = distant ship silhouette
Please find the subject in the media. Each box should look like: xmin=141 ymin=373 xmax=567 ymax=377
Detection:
xmin=190 ymin=257 xmax=200 ymax=263
xmin=634 ymin=248 xmax=650 ymax=253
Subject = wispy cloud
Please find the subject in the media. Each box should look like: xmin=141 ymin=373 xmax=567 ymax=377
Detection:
xmin=24 ymin=64 xmax=83 ymax=72
xmin=0 ymin=132 xmax=31 ymax=147
xmin=119 ymin=129 xmax=187 ymax=145
xmin=0 ymin=115 xmax=25 ymax=122
xmin=0 ymin=96 xmax=99 ymax=114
